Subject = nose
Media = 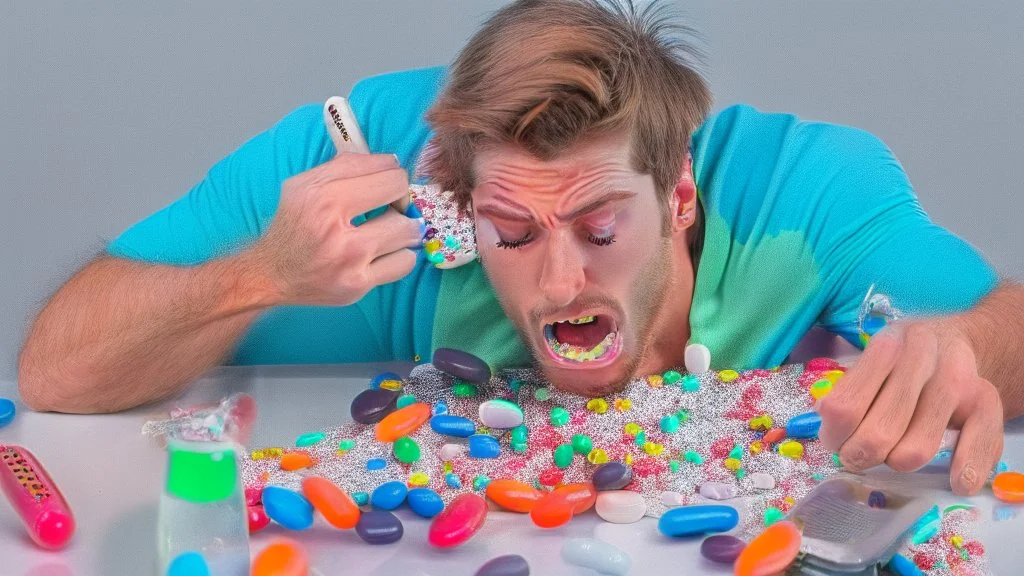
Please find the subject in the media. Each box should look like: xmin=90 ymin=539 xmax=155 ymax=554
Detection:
xmin=538 ymin=229 xmax=586 ymax=308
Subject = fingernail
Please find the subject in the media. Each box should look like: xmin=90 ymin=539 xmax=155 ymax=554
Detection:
xmin=392 ymin=153 xmax=401 ymax=165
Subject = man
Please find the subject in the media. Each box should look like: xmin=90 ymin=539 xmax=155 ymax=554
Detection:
xmin=18 ymin=0 xmax=1023 ymax=496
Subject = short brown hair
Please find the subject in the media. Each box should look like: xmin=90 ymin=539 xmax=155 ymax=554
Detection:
xmin=422 ymin=0 xmax=713 ymax=212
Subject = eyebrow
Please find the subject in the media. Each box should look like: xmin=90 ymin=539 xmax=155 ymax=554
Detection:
xmin=476 ymin=190 xmax=636 ymax=223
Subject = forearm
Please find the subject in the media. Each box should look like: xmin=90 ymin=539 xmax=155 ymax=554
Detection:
xmin=952 ymin=281 xmax=1024 ymax=420
xmin=18 ymin=252 xmax=279 ymax=413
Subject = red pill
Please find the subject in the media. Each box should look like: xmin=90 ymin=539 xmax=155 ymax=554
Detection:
xmin=530 ymin=489 xmax=574 ymax=528
xmin=301 ymin=476 xmax=361 ymax=529
xmin=375 ymin=403 xmax=431 ymax=442
xmin=486 ymin=479 xmax=544 ymax=513
xmin=428 ymin=493 xmax=488 ymax=548
xmin=554 ymin=482 xmax=597 ymax=515
xmin=252 ymin=538 xmax=308 ymax=576
xmin=248 ymin=504 xmax=270 ymax=533
xmin=734 ymin=520 xmax=801 ymax=576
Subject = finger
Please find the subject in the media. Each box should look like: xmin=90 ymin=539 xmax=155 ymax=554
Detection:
xmin=817 ymin=325 xmax=904 ymax=451
xmin=319 ymin=167 xmax=409 ymax=218
xmin=949 ymin=382 xmax=1003 ymax=495
xmin=352 ymin=208 xmax=425 ymax=256
xmin=366 ymin=249 xmax=418 ymax=287
xmin=306 ymin=152 xmax=400 ymax=182
xmin=885 ymin=371 xmax=958 ymax=472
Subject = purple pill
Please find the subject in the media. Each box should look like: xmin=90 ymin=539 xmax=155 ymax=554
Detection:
xmin=350 ymin=388 xmax=399 ymax=424
xmin=868 ymin=490 xmax=886 ymax=509
xmin=355 ymin=510 xmax=404 ymax=544
xmin=592 ymin=462 xmax=633 ymax=491
xmin=432 ymin=348 xmax=492 ymax=383
xmin=700 ymin=535 xmax=746 ymax=564
xmin=474 ymin=554 xmax=530 ymax=576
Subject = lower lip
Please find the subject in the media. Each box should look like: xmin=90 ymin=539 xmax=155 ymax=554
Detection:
xmin=543 ymin=330 xmax=623 ymax=370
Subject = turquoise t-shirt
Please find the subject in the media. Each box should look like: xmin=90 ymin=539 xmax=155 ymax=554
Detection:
xmin=107 ymin=66 xmax=997 ymax=370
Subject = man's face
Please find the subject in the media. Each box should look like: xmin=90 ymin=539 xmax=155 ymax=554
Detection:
xmin=471 ymin=135 xmax=680 ymax=397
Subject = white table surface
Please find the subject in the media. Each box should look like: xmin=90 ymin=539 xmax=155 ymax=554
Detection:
xmin=1 ymin=363 xmax=1022 ymax=576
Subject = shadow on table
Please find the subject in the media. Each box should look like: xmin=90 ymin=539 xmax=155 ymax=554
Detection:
xmin=95 ymin=502 xmax=159 ymax=576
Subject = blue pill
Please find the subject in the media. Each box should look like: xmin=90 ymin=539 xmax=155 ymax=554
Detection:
xmin=430 ymin=414 xmax=477 ymax=438
xmin=262 ymin=486 xmax=314 ymax=531
xmin=166 ymin=552 xmax=211 ymax=576
xmin=370 ymin=372 xmax=402 ymax=389
xmin=356 ymin=510 xmax=404 ymax=544
xmin=469 ymin=434 xmax=501 ymax=458
xmin=407 ymin=488 xmax=445 ymax=518
xmin=446 ymin=473 xmax=463 ymax=489
xmin=433 ymin=400 xmax=449 ymax=416
xmin=0 ymin=398 xmax=14 ymax=429
xmin=887 ymin=553 xmax=924 ymax=576
xmin=371 ymin=481 xmax=408 ymax=510
xmin=786 ymin=411 xmax=822 ymax=439
xmin=367 ymin=458 xmax=387 ymax=471
xmin=657 ymin=505 xmax=739 ymax=537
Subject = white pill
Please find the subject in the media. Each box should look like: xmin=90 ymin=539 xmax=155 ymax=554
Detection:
xmin=659 ymin=491 xmax=686 ymax=507
xmin=440 ymin=443 xmax=465 ymax=461
xmin=478 ymin=399 xmax=524 ymax=429
xmin=749 ymin=472 xmax=776 ymax=490
xmin=561 ymin=538 xmax=631 ymax=576
xmin=699 ymin=482 xmax=737 ymax=501
xmin=595 ymin=490 xmax=647 ymax=524
xmin=685 ymin=343 xmax=712 ymax=374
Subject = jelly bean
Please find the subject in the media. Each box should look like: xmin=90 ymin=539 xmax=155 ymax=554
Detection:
xmin=571 ymin=434 xmax=593 ymax=455
xmin=337 ymin=439 xmax=355 ymax=451
xmin=699 ymin=482 xmax=738 ymax=501
xmin=408 ymin=472 xmax=430 ymax=487
xmin=586 ymin=398 xmax=608 ymax=413
xmin=778 ymin=441 xmax=804 ymax=459
xmin=396 ymin=394 xmax=417 ymax=409
xmin=734 ymin=520 xmax=801 ymax=576
xmin=262 ymin=486 xmax=314 ymax=531
xmin=350 ymin=388 xmax=399 ymax=425
xmin=553 ymin=444 xmax=574 ymax=469
xmin=530 ymin=489 xmax=575 ymax=528
xmin=280 ymin=452 xmax=313 ymax=471
xmin=473 ymin=475 xmax=491 ymax=491
xmin=660 ymin=491 xmax=685 ymax=507
xmin=762 ymin=428 xmax=786 ymax=444
xmin=166 ymin=552 xmax=210 ymax=576
xmin=550 ymin=407 xmax=570 ymax=427
xmin=868 ymin=490 xmax=886 ymax=509
xmin=684 ymin=343 xmax=711 ymax=373
xmin=555 ymin=482 xmax=598 ymax=514
xmin=748 ymin=415 xmax=773 ymax=431
xmin=407 ymin=488 xmax=445 ymax=518
xmin=356 ymin=510 xmax=404 ymax=544
xmin=393 ymin=436 xmax=421 ymax=464
xmin=445 ymin=473 xmax=463 ymax=489
xmin=371 ymin=481 xmax=408 ymax=510
xmin=701 ymin=534 xmax=746 ymax=564
xmin=662 ymin=370 xmax=682 ymax=385
xmin=763 ymin=507 xmax=784 ymax=526
xmin=992 ymin=471 xmax=1024 ymax=503
xmin=367 ymin=458 xmax=387 ymax=471
xmin=294 ymin=431 xmax=324 ymax=447
xmin=301 ymin=476 xmax=360 ymax=529
xmin=479 ymin=399 xmax=525 ymax=429
xmin=887 ymin=553 xmax=924 ymax=576
xmin=469 ymin=434 xmax=501 ymax=458
xmin=248 ymin=504 xmax=270 ymax=533
xmin=682 ymin=374 xmax=701 ymax=392
xmin=486 ymin=479 xmax=544 ymax=513
xmin=595 ymin=490 xmax=646 ymax=524
xmin=684 ymin=450 xmax=704 ymax=465
xmin=251 ymin=539 xmax=308 ymax=576
xmin=785 ymin=411 xmax=822 ymax=439
xmin=428 ymin=493 xmax=488 ymax=548
xmin=660 ymin=414 xmax=680 ymax=433
xmin=440 ymin=443 xmax=466 ymax=461
xmin=432 ymin=400 xmax=448 ymax=416
xmin=587 ymin=449 xmax=609 ymax=465
xmin=375 ymin=402 xmax=431 ymax=442
xmin=658 ymin=505 xmax=739 ymax=537
xmin=749 ymin=472 xmax=775 ymax=490
xmin=561 ymin=538 xmax=631 ymax=576
xmin=370 ymin=372 xmax=402 ymax=389
xmin=433 ymin=348 xmax=492 ymax=383
xmin=474 ymin=554 xmax=530 ymax=576
xmin=352 ymin=492 xmax=369 ymax=506
xmin=719 ymin=369 xmax=739 ymax=382
xmin=430 ymin=414 xmax=477 ymax=437
xmin=0 ymin=398 xmax=16 ymax=429
xmin=592 ymin=462 xmax=633 ymax=491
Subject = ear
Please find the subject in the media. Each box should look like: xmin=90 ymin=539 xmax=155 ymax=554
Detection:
xmin=668 ymin=153 xmax=698 ymax=234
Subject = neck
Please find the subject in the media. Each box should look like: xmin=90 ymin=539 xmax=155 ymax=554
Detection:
xmin=635 ymin=238 xmax=695 ymax=376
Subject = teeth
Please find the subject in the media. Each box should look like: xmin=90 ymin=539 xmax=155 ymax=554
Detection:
xmin=567 ymin=316 xmax=596 ymax=325
xmin=546 ymin=331 xmax=617 ymax=362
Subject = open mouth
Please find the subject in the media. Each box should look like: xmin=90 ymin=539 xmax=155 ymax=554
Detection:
xmin=542 ymin=314 xmax=622 ymax=366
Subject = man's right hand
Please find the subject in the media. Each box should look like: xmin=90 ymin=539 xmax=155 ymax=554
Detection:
xmin=250 ymin=152 xmax=423 ymax=306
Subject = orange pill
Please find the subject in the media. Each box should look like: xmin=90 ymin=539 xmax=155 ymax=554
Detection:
xmin=762 ymin=428 xmax=786 ymax=445
xmin=530 ymin=489 xmax=574 ymax=528
xmin=279 ymin=452 xmax=314 ymax=471
xmin=375 ymin=403 xmax=431 ymax=442
xmin=992 ymin=471 xmax=1024 ymax=503
xmin=301 ymin=476 xmax=361 ymax=529
xmin=554 ymin=482 xmax=598 ymax=515
xmin=486 ymin=479 xmax=544 ymax=513
xmin=252 ymin=538 xmax=309 ymax=576
xmin=734 ymin=520 xmax=801 ymax=576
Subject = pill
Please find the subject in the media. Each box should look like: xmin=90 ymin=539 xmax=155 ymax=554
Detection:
xmin=762 ymin=428 xmax=786 ymax=444
xmin=407 ymin=472 xmax=430 ymax=487
xmin=699 ymin=482 xmax=738 ymax=501
xmin=479 ymin=399 xmax=525 ymax=429
xmin=993 ymin=472 xmax=1024 ymax=503
xmin=371 ymin=481 xmax=408 ymax=510
xmin=440 ymin=443 xmax=467 ymax=461
xmin=719 ymin=369 xmax=740 ymax=382
xmin=248 ymin=504 xmax=270 ymax=533
xmin=701 ymin=534 xmax=746 ymax=564
xmin=407 ymin=488 xmax=445 ymax=519
xmin=749 ymin=472 xmax=775 ymax=490
xmin=748 ymin=415 xmax=773 ymax=431
xmin=294 ymin=431 xmax=325 ymax=447
xmin=586 ymin=398 xmax=608 ymax=413
xmin=530 ymin=489 xmax=575 ymax=528
xmin=474 ymin=554 xmax=530 ymax=576
xmin=375 ymin=402 xmax=431 ymax=442
xmin=251 ymin=538 xmax=308 ymax=576
xmin=0 ymin=398 xmax=16 ymax=429
xmin=662 ymin=370 xmax=682 ymax=385
xmin=571 ymin=434 xmax=594 ymax=455
xmin=785 ymin=411 xmax=822 ymax=439
xmin=279 ymin=452 xmax=313 ymax=471
xmin=301 ymin=476 xmax=360 ymax=529
xmin=350 ymin=388 xmax=399 ymax=424
xmin=245 ymin=486 xmax=262 ymax=506
xmin=430 ymin=414 xmax=477 ymax=437
xmin=778 ymin=441 xmax=804 ymax=459
xmin=685 ymin=343 xmax=712 ymax=373
xmin=262 ymin=486 xmax=314 ymax=531
xmin=166 ymin=552 xmax=210 ymax=576
xmin=469 ymin=434 xmax=502 ymax=458
xmin=658 ymin=505 xmax=739 ymax=537
xmin=366 ymin=458 xmax=387 ymax=471
xmin=887 ymin=553 xmax=925 ymax=576
xmin=370 ymin=372 xmax=402 ymax=388
xmin=868 ymin=490 xmax=886 ymax=509
xmin=432 ymin=400 xmax=448 ymax=416
xmin=592 ymin=462 xmax=633 ymax=491
xmin=486 ymin=479 xmax=544 ymax=513
xmin=379 ymin=379 xmax=403 ymax=391
xmin=428 ymin=493 xmax=488 ymax=548
xmin=660 ymin=414 xmax=680 ymax=433
xmin=352 ymin=492 xmax=369 ymax=506
xmin=734 ymin=520 xmax=801 ymax=576
xmin=433 ymin=348 xmax=491 ymax=383
xmin=561 ymin=538 xmax=631 ymax=576
xmin=554 ymin=482 xmax=598 ymax=514
xmin=355 ymin=510 xmax=404 ymax=544
xmin=660 ymin=491 xmax=685 ymax=507
xmin=393 ymin=436 xmax=421 ymax=464
xmin=553 ymin=443 xmax=574 ymax=469
xmin=550 ymin=407 xmax=570 ymax=427
xmin=453 ymin=383 xmax=478 ymax=397
xmin=595 ymin=490 xmax=646 ymax=524
xmin=682 ymin=374 xmax=701 ymax=392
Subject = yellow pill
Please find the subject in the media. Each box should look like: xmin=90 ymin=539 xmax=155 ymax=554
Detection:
xmin=810 ymin=380 xmax=833 ymax=400
xmin=267 ymin=448 xmax=284 ymax=458
xmin=724 ymin=458 xmax=742 ymax=471
xmin=615 ymin=398 xmax=633 ymax=412
xmin=624 ymin=453 xmax=634 ymax=465
xmin=646 ymin=375 xmax=664 ymax=387
xmin=379 ymin=379 xmax=403 ymax=391
xmin=443 ymin=461 xmax=453 ymax=473
xmin=425 ymin=239 xmax=441 ymax=253
xmin=950 ymin=535 xmax=964 ymax=548
xmin=623 ymin=423 xmax=641 ymax=436
xmin=719 ymin=369 xmax=740 ymax=382
xmin=748 ymin=415 xmax=773 ymax=431
xmin=778 ymin=441 xmax=804 ymax=459
xmin=749 ymin=441 xmax=763 ymax=455
xmin=408 ymin=472 xmax=430 ymax=486
xmin=251 ymin=450 xmax=266 ymax=460
xmin=823 ymin=370 xmax=845 ymax=384
xmin=643 ymin=442 xmax=664 ymax=456
xmin=586 ymin=398 xmax=608 ymax=414
xmin=587 ymin=449 xmax=609 ymax=465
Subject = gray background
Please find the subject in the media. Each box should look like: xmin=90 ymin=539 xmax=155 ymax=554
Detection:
xmin=2 ymin=1 xmax=1021 ymax=382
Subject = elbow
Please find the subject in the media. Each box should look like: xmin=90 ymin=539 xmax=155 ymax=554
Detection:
xmin=17 ymin=344 xmax=106 ymax=414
